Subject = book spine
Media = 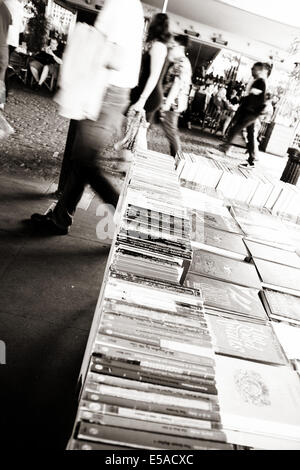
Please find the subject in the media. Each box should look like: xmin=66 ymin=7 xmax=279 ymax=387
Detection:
xmin=78 ymin=410 xmax=227 ymax=443
xmin=80 ymin=398 xmax=220 ymax=429
xmin=92 ymin=353 xmax=215 ymax=380
xmin=94 ymin=334 xmax=215 ymax=367
xmin=77 ymin=422 xmax=232 ymax=450
xmin=90 ymin=363 xmax=218 ymax=395
xmin=86 ymin=373 xmax=218 ymax=402
xmin=83 ymin=391 xmax=220 ymax=421
xmin=92 ymin=346 xmax=215 ymax=376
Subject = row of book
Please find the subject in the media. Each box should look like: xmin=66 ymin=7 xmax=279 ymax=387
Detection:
xmin=68 ymin=149 xmax=233 ymax=450
xmin=176 ymin=151 xmax=300 ymax=221
xmin=68 ymin=148 xmax=300 ymax=450
xmin=112 ymin=149 xmax=193 ymax=285
xmin=179 ymin=168 xmax=300 ymax=449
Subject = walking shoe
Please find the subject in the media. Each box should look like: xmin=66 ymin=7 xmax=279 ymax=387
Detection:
xmin=30 ymin=211 xmax=69 ymax=235
xmin=238 ymin=161 xmax=255 ymax=169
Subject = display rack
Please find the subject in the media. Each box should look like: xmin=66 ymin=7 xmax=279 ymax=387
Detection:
xmin=67 ymin=148 xmax=300 ymax=451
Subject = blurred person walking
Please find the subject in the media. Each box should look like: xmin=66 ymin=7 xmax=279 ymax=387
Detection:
xmin=0 ymin=0 xmax=11 ymax=106
xmin=219 ymin=62 xmax=272 ymax=168
xmin=130 ymin=13 xmax=170 ymax=148
xmin=160 ymin=34 xmax=192 ymax=157
xmin=30 ymin=0 xmax=144 ymax=235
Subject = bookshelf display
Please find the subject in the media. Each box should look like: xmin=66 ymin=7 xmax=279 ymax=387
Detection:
xmin=67 ymin=148 xmax=300 ymax=450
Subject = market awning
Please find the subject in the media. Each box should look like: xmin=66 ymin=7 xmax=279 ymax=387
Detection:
xmin=145 ymin=0 xmax=300 ymax=51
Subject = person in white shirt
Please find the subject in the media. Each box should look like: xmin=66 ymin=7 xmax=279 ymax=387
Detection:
xmin=160 ymin=34 xmax=192 ymax=157
xmin=5 ymin=0 xmax=24 ymax=50
xmin=30 ymin=0 xmax=144 ymax=235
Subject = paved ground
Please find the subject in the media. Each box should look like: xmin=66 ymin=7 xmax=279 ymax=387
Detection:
xmin=0 ymin=80 xmax=289 ymax=449
xmin=0 ymin=172 xmax=116 ymax=449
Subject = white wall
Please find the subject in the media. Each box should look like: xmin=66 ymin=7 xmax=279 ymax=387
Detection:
xmin=142 ymin=2 xmax=293 ymax=71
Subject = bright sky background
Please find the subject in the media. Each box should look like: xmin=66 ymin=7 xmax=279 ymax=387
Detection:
xmin=218 ymin=0 xmax=300 ymax=28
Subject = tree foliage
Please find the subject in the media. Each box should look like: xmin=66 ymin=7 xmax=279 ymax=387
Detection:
xmin=25 ymin=0 xmax=49 ymax=53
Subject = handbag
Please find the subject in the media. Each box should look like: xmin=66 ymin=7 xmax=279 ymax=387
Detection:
xmin=114 ymin=109 xmax=148 ymax=152
xmin=54 ymin=22 xmax=122 ymax=121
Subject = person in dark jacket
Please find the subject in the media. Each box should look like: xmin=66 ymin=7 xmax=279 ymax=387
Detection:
xmin=219 ymin=62 xmax=272 ymax=168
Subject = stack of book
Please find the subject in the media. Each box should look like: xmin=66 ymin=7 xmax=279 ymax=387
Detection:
xmin=176 ymin=152 xmax=300 ymax=219
xmin=177 ymin=151 xmax=300 ymax=449
xmin=111 ymin=150 xmax=192 ymax=285
xmin=69 ymin=275 xmax=233 ymax=450
xmin=67 ymin=146 xmax=300 ymax=451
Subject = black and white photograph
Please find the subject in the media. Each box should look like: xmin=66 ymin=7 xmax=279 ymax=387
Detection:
xmin=0 ymin=0 xmax=300 ymax=455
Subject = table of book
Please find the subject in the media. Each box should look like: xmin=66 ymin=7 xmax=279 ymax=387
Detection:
xmin=67 ymin=148 xmax=300 ymax=451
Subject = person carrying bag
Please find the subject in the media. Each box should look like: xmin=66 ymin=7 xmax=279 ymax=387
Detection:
xmin=30 ymin=0 xmax=144 ymax=236
xmin=54 ymin=9 xmax=124 ymax=121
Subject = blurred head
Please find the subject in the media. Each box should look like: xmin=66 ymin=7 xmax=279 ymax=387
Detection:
xmin=147 ymin=13 xmax=171 ymax=44
xmin=251 ymin=61 xmax=272 ymax=79
xmin=168 ymin=34 xmax=189 ymax=62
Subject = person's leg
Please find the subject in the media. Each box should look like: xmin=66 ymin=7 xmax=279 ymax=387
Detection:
xmin=38 ymin=65 xmax=49 ymax=86
xmin=31 ymin=86 xmax=129 ymax=233
xmin=73 ymin=86 xmax=130 ymax=208
xmin=4 ymin=46 xmax=15 ymax=98
xmin=220 ymin=110 xmax=258 ymax=152
xmin=0 ymin=45 xmax=9 ymax=107
xmin=57 ymin=119 xmax=78 ymax=194
xmin=51 ymin=160 xmax=88 ymax=229
xmin=160 ymin=110 xmax=181 ymax=157
xmin=222 ymin=114 xmax=233 ymax=136
xmin=29 ymin=60 xmax=41 ymax=83
xmin=245 ymin=122 xmax=259 ymax=165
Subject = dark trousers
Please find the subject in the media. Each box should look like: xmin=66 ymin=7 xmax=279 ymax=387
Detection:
xmin=225 ymin=108 xmax=259 ymax=164
xmin=52 ymin=85 xmax=129 ymax=229
xmin=57 ymin=119 xmax=78 ymax=192
xmin=160 ymin=110 xmax=181 ymax=157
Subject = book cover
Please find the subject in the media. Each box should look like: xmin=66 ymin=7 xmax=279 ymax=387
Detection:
xmin=244 ymin=240 xmax=300 ymax=269
xmin=262 ymin=290 xmax=300 ymax=324
xmin=186 ymin=274 xmax=267 ymax=321
xmin=190 ymin=224 xmax=248 ymax=259
xmin=272 ymin=323 xmax=300 ymax=360
xmin=254 ymin=258 xmax=300 ymax=296
xmin=215 ymin=356 xmax=300 ymax=443
xmin=206 ymin=315 xmax=287 ymax=365
xmin=189 ymin=251 xmax=261 ymax=289
xmin=189 ymin=209 xmax=243 ymax=235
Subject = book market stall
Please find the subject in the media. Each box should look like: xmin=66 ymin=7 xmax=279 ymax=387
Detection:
xmin=67 ymin=147 xmax=300 ymax=450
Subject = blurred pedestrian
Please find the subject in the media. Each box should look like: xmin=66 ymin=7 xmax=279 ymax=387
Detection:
xmin=4 ymin=0 xmax=25 ymax=96
xmin=30 ymin=0 xmax=144 ymax=235
xmin=160 ymin=34 xmax=192 ymax=157
xmin=0 ymin=0 xmax=11 ymax=106
xmin=130 ymin=13 xmax=170 ymax=148
xmin=219 ymin=62 xmax=272 ymax=168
